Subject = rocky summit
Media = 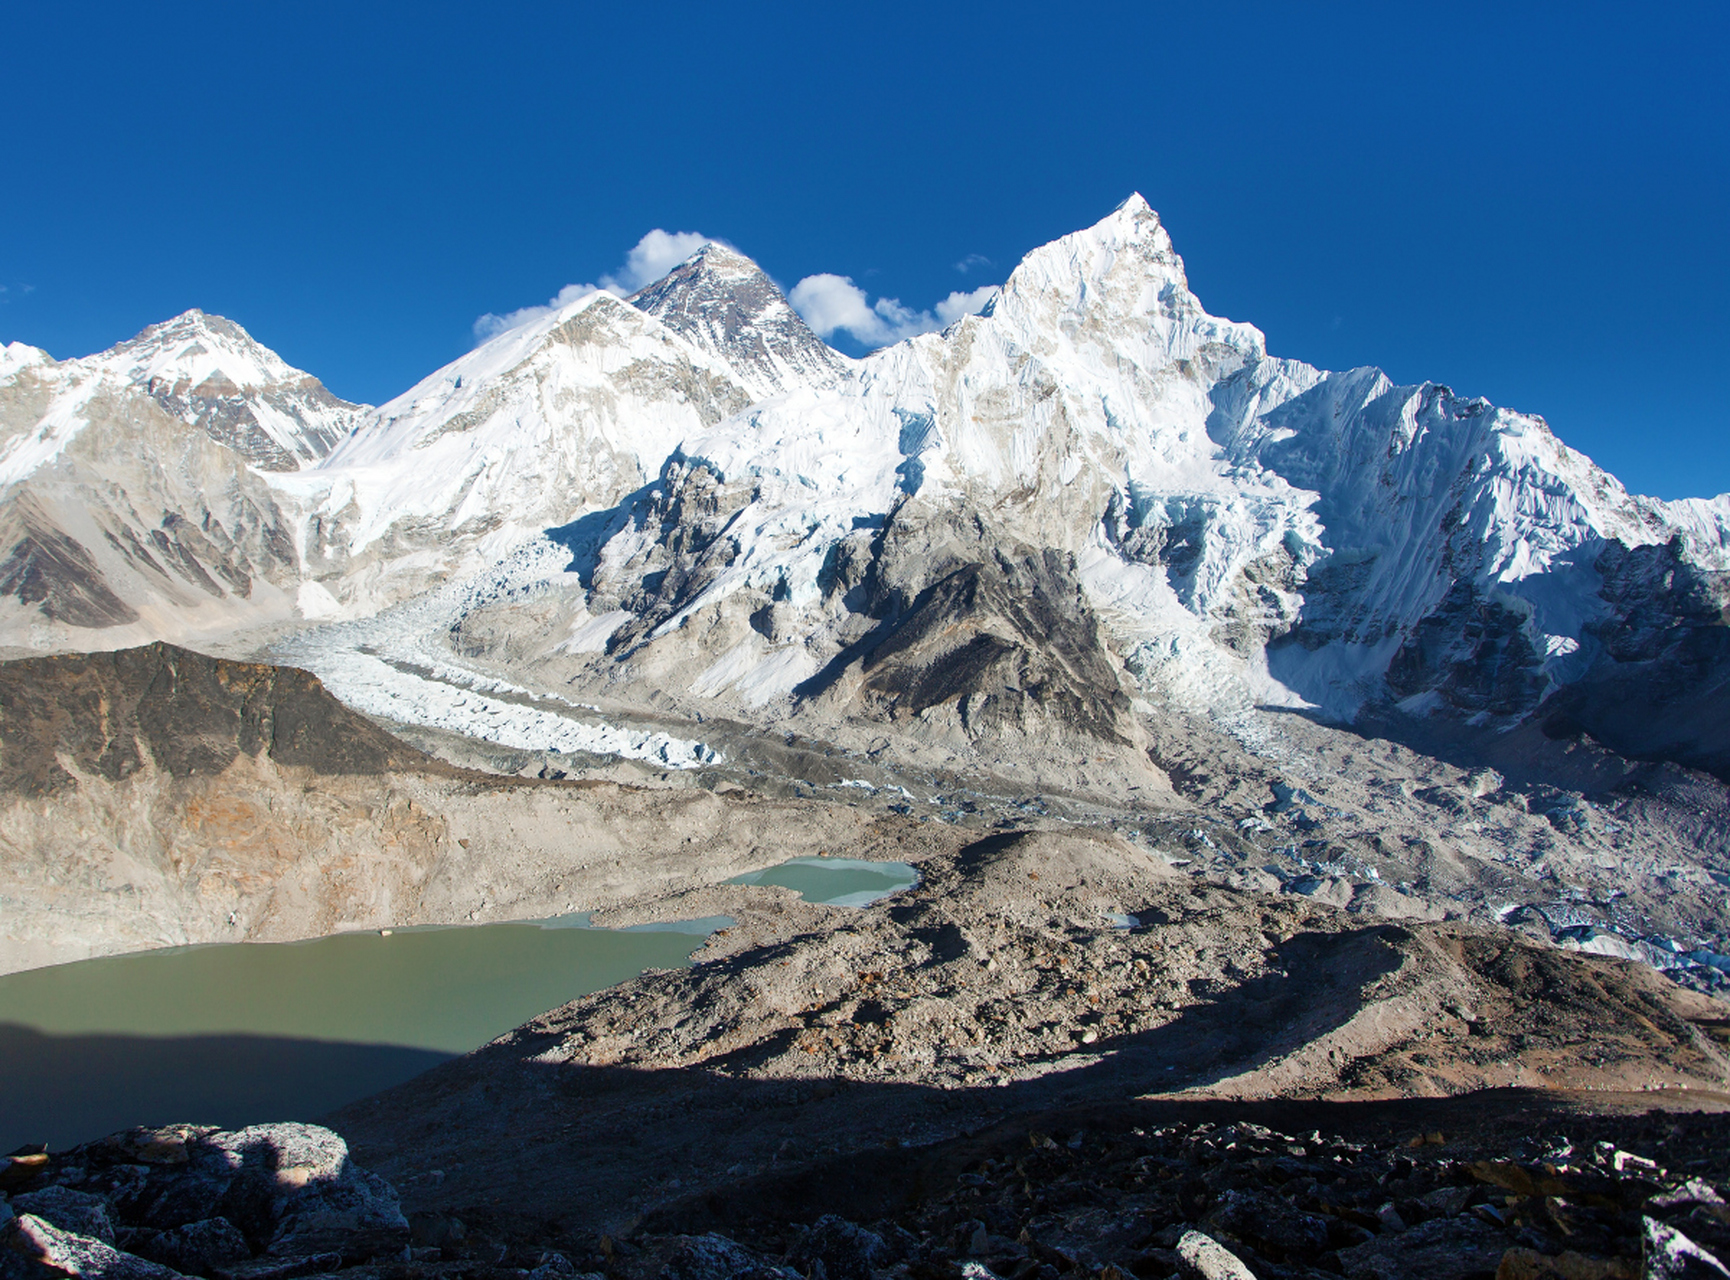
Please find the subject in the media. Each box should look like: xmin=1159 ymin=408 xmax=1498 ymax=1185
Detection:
xmin=1 ymin=200 xmax=1728 ymax=1279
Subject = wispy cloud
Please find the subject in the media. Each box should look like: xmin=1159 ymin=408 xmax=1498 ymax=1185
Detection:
xmin=954 ymin=253 xmax=992 ymax=274
xmin=472 ymin=229 xmax=712 ymax=342
xmin=788 ymin=275 xmax=998 ymax=348
xmin=473 ymin=282 xmax=600 ymax=341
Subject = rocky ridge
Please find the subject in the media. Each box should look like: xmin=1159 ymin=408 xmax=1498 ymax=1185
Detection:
xmin=3 ymin=198 xmax=1729 ymax=794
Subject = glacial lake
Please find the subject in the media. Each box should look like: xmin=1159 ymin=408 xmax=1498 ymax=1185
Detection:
xmin=727 ymin=856 xmax=919 ymax=906
xmin=0 ymin=858 xmax=916 ymax=1151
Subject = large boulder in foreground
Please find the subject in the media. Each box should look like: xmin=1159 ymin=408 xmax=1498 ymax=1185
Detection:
xmin=0 ymin=1123 xmax=405 ymax=1279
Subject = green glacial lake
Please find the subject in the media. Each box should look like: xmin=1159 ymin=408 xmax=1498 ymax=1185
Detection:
xmin=727 ymin=856 xmax=919 ymax=906
xmin=0 ymin=859 xmax=915 ymax=1151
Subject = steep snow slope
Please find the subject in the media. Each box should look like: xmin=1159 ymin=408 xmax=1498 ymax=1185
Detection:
xmin=4 ymin=198 xmax=1729 ymax=783
xmin=0 ymin=313 xmax=365 ymax=650
xmin=281 ymin=289 xmax=792 ymax=609
xmin=421 ymin=197 xmax=1730 ymax=777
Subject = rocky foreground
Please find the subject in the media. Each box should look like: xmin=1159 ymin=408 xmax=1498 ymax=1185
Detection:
xmin=6 ymin=1100 xmax=1730 ymax=1280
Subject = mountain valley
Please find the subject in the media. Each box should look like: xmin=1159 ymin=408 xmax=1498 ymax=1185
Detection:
xmin=2 ymin=197 xmax=1729 ymax=1279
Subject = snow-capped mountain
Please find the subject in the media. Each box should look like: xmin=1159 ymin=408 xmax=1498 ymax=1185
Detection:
xmin=630 ymin=242 xmax=845 ymax=396
xmin=3 ymin=197 xmax=1728 ymax=782
xmin=0 ymin=313 xmax=361 ymax=644
xmin=2 ymin=310 xmax=362 ymax=478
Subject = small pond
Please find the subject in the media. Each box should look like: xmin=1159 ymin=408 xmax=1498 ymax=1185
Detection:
xmin=0 ymin=858 xmax=916 ymax=1151
xmin=727 ymin=856 xmax=918 ymax=907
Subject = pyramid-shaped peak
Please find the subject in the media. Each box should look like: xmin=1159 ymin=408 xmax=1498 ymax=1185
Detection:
xmin=632 ymin=240 xmax=772 ymax=301
xmin=107 ymin=309 xmax=301 ymax=388
xmin=630 ymin=242 xmax=842 ymax=396
xmin=1087 ymin=192 xmax=1170 ymax=247
xmin=83 ymin=309 xmax=365 ymax=469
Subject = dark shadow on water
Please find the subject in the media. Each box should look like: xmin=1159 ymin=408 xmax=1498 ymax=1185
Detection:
xmin=0 ymin=1024 xmax=452 ymax=1152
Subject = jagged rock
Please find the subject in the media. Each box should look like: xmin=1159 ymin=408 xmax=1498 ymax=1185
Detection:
xmin=1336 ymin=1216 xmax=1510 ymax=1278
xmin=525 ymin=1250 xmax=575 ymax=1280
xmin=1643 ymin=1218 xmax=1730 ymax=1280
xmin=663 ymin=1233 xmax=782 ymax=1280
xmin=131 ymin=1219 xmax=250 ymax=1276
xmin=9 ymin=1189 xmax=116 ymax=1244
xmin=1202 ymin=1188 xmax=1329 ymax=1260
xmin=1 ymin=1214 xmax=184 ymax=1280
xmin=34 ymin=1124 xmax=404 ymax=1268
xmin=785 ymin=1217 xmax=890 ymax=1280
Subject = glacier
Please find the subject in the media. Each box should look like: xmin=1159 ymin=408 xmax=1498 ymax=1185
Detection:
xmin=2 ymin=194 xmax=1729 ymax=783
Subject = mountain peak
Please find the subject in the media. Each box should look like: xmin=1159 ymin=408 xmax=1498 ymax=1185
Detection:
xmin=91 ymin=311 xmax=364 ymax=470
xmin=631 ymin=242 xmax=843 ymax=396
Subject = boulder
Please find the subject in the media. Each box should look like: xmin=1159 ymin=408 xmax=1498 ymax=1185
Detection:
xmin=1336 ymin=1215 xmax=1509 ymax=1278
xmin=1643 ymin=1218 xmax=1730 ymax=1280
xmin=1174 ymin=1229 xmax=1257 ymax=1280
xmin=786 ymin=1216 xmax=891 ymax=1280
xmin=38 ymin=1123 xmax=405 ymax=1267
xmin=663 ymin=1233 xmax=782 ymax=1280
xmin=1202 ymin=1188 xmax=1330 ymax=1261
xmin=9 ymin=1189 xmax=116 ymax=1244
xmin=1 ymin=1213 xmax=183 ymax=1280
xmin=132 ymin=1219 xmax=251 ymax=1276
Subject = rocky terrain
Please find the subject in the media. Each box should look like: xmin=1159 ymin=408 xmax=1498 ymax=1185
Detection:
xmin=4 ymin=199 xmax=1730 ymax=1279
xmin=0 ymin=644 xmax=881 ymax=973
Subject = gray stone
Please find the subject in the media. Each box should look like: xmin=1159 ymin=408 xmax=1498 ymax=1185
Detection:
xmin=1202 ymin=1188 xmax=1329 ymax=1260
xmin=663 ymin=1233 xmax=773 ymax=1280
xmin=9 ymin=1189 xmax=115 ymax=1245
xmin=135 ymin=1218 xmax=251 ymax=1276
xmin=1175 ymin=1229 xmax=1257 ymax=1280
xmin=1336 ymin=1215 xmax=1508 ymax=1278
xmin=1644 ymin=1218 xmax=1730 ymax=1280
xmin=527 ymin=1250 xmax=575 ymax=1280
xmin=1 ymin=1214 xmax=184 ymax=1280
xmin=265 ymin=1164 xmax=405 ymax=1262
xmin=787 ymin=1216 xmax=891 ymax=1280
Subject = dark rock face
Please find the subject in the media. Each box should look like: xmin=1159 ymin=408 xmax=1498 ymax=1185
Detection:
xmin=0 ymin=1123 xmax=406 ymax=1280
xmin=130 ymin=1218 xmax=250 ymax=1275
xmin=799 ymin=505 xmax=1138 ymax=746
xmin=0 ymin=512 xmax=139 ymax=628
xmin=630 ymin=244 xmax=842 ymax=394
xmin=1 ymin=1213 xmax=182 ymax=1280
xmin=785 ymin=1216 xmax=889 ymax=1280
xmin=1384 ymin=580 xmax=1548 ymax=718
xmin=0 ymin=643 xmax=429 ymax=797
xmin=9 ymin=1188 xmax=116 ymax=1244
xmin=120 ymin=312 xmax=359 ymax=472
xmin=1537 ymin=538 xmax=1730 ymax=783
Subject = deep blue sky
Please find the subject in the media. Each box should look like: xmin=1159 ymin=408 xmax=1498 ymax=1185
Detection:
xmin=4 ymin=2 xmax=1725 ymax=498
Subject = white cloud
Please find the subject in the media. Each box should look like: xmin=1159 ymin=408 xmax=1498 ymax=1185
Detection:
xmin=472 ymin=228 xmax=712 ymax=343
xmin=473 ymin=282 xmax=600 ymax=342
xmin=599 ymin=229 xmax=711 ymax=295
xmin=935 ymin=286 xmax=1000 ymax=326
xmin=954 ymin=253 xmax=992 ymax=274
xmin=789 ymin=274 xmax=999 ymax=349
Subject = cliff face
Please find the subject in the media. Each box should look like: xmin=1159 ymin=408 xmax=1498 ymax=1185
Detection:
xmin=0 ymin=642 xmax=428 ymax=798
xmin=0 ymin=644 xmax=876 ymax=975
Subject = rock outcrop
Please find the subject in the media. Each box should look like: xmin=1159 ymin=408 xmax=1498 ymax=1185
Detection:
xmin=0 ymin=1123 xmax=405 ymax=1280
